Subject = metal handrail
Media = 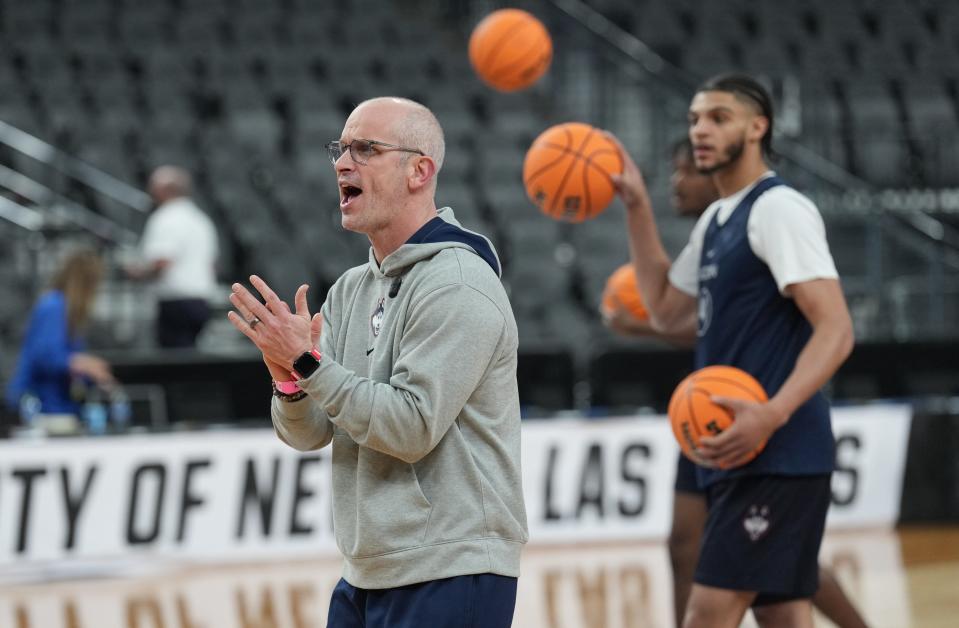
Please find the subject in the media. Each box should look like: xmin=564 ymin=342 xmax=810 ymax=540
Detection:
xmin=0 ymin=196 xmax=44 ymax=232
xmin=0 ymin=164 xmax=139 ymax=244
xmin=0 ymin=120 xmax=152 ymax=213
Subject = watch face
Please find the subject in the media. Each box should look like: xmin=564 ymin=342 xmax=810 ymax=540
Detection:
xmin=293 ymin=351 xmax=321 ymax=378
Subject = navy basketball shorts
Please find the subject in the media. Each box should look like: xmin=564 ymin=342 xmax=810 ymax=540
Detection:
xmin=327 ymin=573 xmax=518 ymax=628
xmin=694 ymin=473 xmax=832 ymax=605
xmin=674 ymin=452 xmax=705 ymax=495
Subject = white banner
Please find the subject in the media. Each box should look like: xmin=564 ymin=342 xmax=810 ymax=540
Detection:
xmin=0 ymin=405 xmax=911 ymax=568
xmin=0 ymin=431 xmax=338 ymax=568
xmin=824 ymin=405 xmax=913 ymax=529
xmin=521 ymin=405 xmax=913 ymax=542
xmin=521 ymin=417 xmax=677 ymax=543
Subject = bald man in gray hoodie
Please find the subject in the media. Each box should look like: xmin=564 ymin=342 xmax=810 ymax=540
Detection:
xmin=227 ymin=97 xmax=527 ymax=628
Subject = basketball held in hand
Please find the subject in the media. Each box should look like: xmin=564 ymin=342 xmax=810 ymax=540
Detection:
xmin=601 ymin=264 xmax=648 ymax=320
xmin=468 ymin=9 xmax=552 ymax=92
xmin=668 ymin=365 xmax=768 ymax=469
xmin=523 ymin=122 xmax=624 ymax=222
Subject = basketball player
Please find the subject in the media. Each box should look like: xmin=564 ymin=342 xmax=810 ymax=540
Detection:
xmin=226 ymin=97 xmax=527 ymax=628
xmin=604 ymin=137 xmax=868 ymax=628
xmin=608 ymin=75 xmax=856 ymax=628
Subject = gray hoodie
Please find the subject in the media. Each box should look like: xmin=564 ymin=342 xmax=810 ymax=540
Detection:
xmin=271 ymin=208 xmax=528 ymax=589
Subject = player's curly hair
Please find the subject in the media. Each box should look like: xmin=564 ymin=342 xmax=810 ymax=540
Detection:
xmin=698 ymin=73 xmax=776 ymax=160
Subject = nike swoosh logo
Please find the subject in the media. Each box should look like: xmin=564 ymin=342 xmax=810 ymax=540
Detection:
xmin=366 ymin=348 xmax=374 ymax=356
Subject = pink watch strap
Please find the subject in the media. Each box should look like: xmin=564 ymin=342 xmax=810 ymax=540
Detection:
xmin=274 ymin=380 xmax=302 ymax=395
xmin=291 ymin=348 xmax=323 ymax=381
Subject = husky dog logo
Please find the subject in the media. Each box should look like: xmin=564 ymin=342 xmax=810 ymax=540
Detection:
xmin=370 ymin=298 xmax=385 ymax=337
xmin=743 ymin=505 xmax=770 ymax=542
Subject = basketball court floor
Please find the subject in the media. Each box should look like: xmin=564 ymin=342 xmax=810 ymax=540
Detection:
xmin=1 ymin=526 xmax=956 ymax=628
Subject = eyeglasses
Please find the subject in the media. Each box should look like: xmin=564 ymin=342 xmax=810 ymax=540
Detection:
xmin=325 ymin=138 xmax=425 ymax=165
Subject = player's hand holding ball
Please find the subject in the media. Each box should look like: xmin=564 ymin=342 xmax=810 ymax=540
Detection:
xmin=699 ymin=396 xmax=786 ymax=469
xmin=668 ymin=366 xmax=777 ymax=469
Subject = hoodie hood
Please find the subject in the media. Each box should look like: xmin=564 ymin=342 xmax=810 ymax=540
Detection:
xmin=370 ymin=207 xmax=502 ymax=279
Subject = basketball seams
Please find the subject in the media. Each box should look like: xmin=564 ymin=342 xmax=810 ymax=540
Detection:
xmin=539 ymin=139 xmax=620 ymax=220
xmin=539 ymin=141 xmax=617 ymax=164
xmin=682 ymin=381 xmax=704 ymax=442
xmin=524 ymin=124 xmax=621 ymax=221
xmin=583 ymin=148 xmax=624 ymax=182
xmin=689 ymin=388 xmax=735 ymax=424
xmin=538 ymin=141 xmax=578 ymax=153
xmin=524 ymin=129 xmax=574 ymax=198
xmin=692 ymin=376 xmax=767 ymax=402
xmin=494 ymin=27 xmax=551 ymax=87
xmin=524 ymin=150 xmax=574 ymax=190
xmin=547 ymin=126 xmax=591 ymax=215
xmin=669 ymin=367 xmax=768 ymax=467
xmin=477 ymin=13 xmax=533 ymax=82
xmin=578 ymin=150 xmax=592 ymax=221
xmin=471 ymin=10 xmax=551 ymax=91
xmin=579 ymin=146 xmax=621 ymax=220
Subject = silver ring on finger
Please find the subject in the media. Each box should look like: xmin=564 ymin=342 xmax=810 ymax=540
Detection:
xmin=249 ymin=316 xmax=261 ymax=330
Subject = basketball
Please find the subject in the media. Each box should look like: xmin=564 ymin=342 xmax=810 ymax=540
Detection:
xmin=468 ymin=9 xmax=552 ymax=92
xmin=523 ymin=122 xmax=624 ymax=222
xmin=667 ymin=365 xmax=769 ymax=469
xmin=601 ymin=263 xmax=648 ymax=320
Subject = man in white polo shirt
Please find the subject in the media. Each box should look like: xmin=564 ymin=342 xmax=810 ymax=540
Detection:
xmin=128 ymin=166 xmax=219 ymax=348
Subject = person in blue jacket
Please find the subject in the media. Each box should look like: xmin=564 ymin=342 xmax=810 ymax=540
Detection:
xmin=5 ymin=250 xmax=115 ymax=419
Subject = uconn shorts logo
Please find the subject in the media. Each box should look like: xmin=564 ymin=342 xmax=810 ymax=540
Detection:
xmin=743 ymin=505 xmax=771 ymax=541
xmin=697 ymin=287 xmax=713 ymax=337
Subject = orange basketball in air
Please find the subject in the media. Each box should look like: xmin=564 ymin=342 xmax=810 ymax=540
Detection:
xmin=468 ymin=9 xmax=552 ymax=92
xmin=668 ymin=366 xmax=768 ymax=469
xmin=523 ymin=122 xmax=624 ymax=222
xmin=601 ymin=264 xmax=648 ymax=320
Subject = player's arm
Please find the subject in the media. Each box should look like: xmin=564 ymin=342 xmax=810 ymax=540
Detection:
xmin=602 ymin=300 xmax=697 ymax=348
xmin=758 ymin=194 xmax=855 ymax=423
xmin=624 ymin=206 xmax=698 ymax=337
xmin=767 ymin=278 xmax=854 ymax=420
xmin=607 ymin=133 xmax=698 ymax=335
xmin=658 ymin=308 xmax=698 ymax=347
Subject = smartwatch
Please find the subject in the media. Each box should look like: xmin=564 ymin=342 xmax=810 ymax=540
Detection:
xmin=291 ymin=348 xmax=322 ymax=380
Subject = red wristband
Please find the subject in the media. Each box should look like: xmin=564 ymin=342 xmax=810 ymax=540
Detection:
xmin=274 ymin=380 xmax=302 ymax=395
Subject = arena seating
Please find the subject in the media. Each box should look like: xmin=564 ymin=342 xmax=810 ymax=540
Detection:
xmin=2 ymin=0 xmax=959 ymax=413
xmin=585 ymin=0 xmax=959 ymax=188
